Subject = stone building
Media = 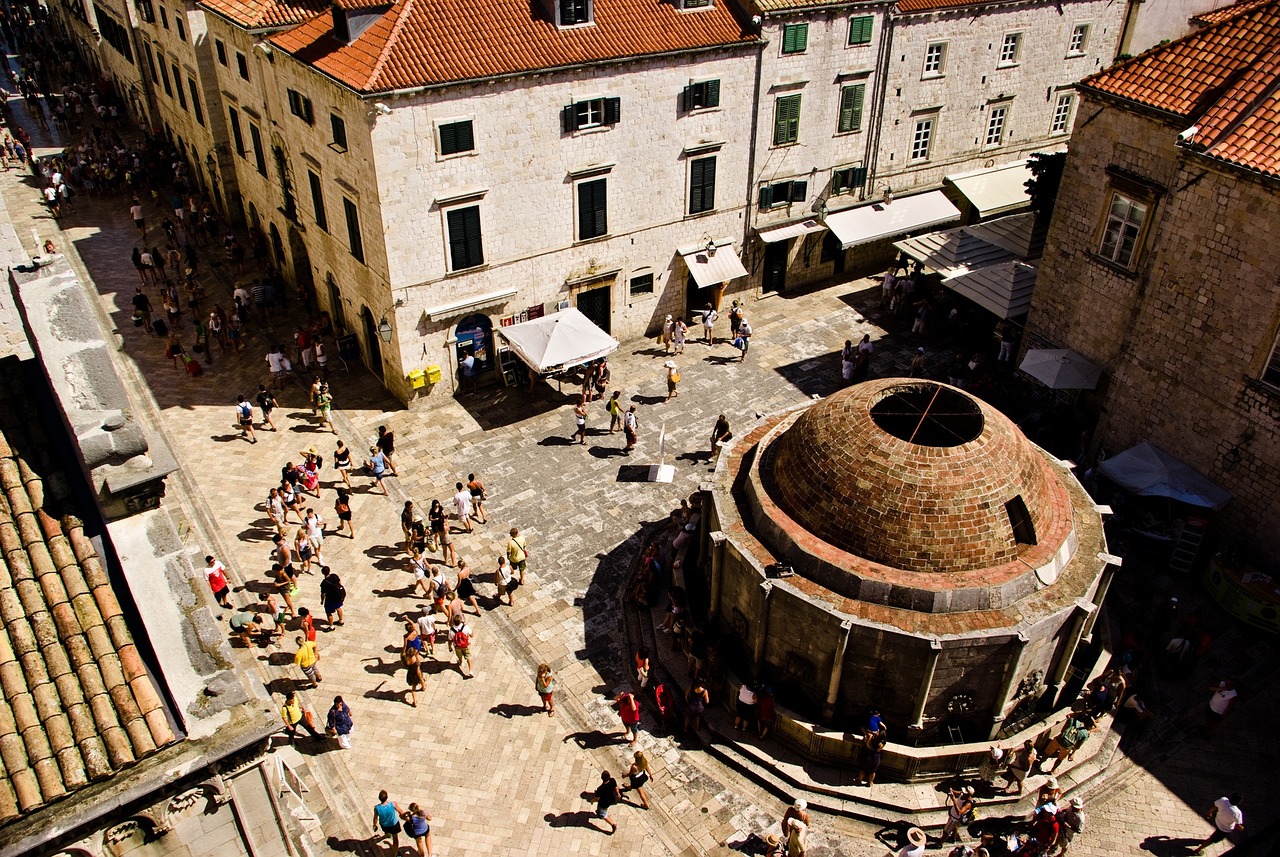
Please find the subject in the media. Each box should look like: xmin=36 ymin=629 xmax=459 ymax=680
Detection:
xmin=700 ymin=380 xmax=1111 ymax=750
xmin=58 ymin=0 xmax=152 ymax=125
xmin=1023 ymin=0 xmax=1280 ymax=551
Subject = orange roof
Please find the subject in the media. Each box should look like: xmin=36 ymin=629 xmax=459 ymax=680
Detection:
xmin=270 ymin=0 xmax=756 ymax=93
xmin=200 ymin=0 xmax=328 ymax=30
xmin=1081 ymin=0 xmax=1280 ymax=177
xmin=895 ymin=0 xmax=1011 ymax=14
xmin=1191 ymin=0 xmax=1270 ymax=25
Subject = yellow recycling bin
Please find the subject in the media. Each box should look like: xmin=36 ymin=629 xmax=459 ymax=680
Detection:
xmin=424 ymin=365 xmax=443 ymax=385
xmin=408 ymin=369 xmax=427 ymax=389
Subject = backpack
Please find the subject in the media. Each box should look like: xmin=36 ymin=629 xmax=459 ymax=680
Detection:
xmin=1063 ymin=719 xmax=1089 ymax=746
xmin=453 ymin=626 xmax=470 ymax=648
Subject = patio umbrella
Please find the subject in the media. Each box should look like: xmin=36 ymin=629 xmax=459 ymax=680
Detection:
xmin=1098 ymin=442 xmax=1232 ymax=510
xmin=1019 ymin=349 xmax=1103 ymax=390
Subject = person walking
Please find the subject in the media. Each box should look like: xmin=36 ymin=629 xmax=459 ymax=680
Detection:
xmin=734 ymin=315 xmax=752 ymax=361
xmin=402 ymin=803 xmax=433 ymax=857
xmin=281 ymin=691 xmax=323 ymax=741
xmin=235 ymin=395 xmax=256 ymax=443
xmin=710 ymin=415 xmax=732 ymax=458
xmin=672 ymin=317 xmax=687 ymax=354
xmin=572 ymin=396 xmax=588 ymax=444
xmin=1194 ymin=793 xmax=1244 ymax=854
xmin=623 ymin=405 xmax=638 ymax=452
xmin=448 ymin=615 xmax=474 ymax=678
xmin=333 ymin=439 xmax=353 ymax=488
xmin=326 ymin=696 xmax=353 ymax=749
xmin=507 ymin=528 xmax=528 ymax=584
xmin=942 ymin=786 xmax=976 ymax=843
xmin=664 ymin=361 xmax=680 ymax=401
xmin=266 ymin=488 xmax=286 ymax=536
xmin=454 ymin=559 xmax=481 ymax=614
xmin=401 ymin=501 xmax=418 ymax=553
xmin=203 ymin=555 xmax=233 ymax=609
xmin=701 ymin=303 xmax=718 ymax=345
xmin=376 ymin=425 xmax=399 ymax=476
xmin=685 ymin=680 xmax=710 ymax=733
xmin=372 ymin=791 xmax=404 ymax=852
xmin=535 ymin=663 xmax=557 ymax=716
xmin=256 ymin=384 xmax=278 ymax=432
xmin=621 ymin=750 xmax=653 ymax=810
xmin=403 ymin=637 xmax=425 ymax=707
xmin=367 ymin=446 xmax=390 ymax=495
xmin=294 ymin=634 xmax=322 ymax=687
xmin=467 ymin=473 xmax=488 ymax=524
xmin=496 ymin=554 xmax=519 ymax=606
xmin=1004 ymin=739 xmax=1036 ymax=794
xmin=431 ymin=500 xmax=456 ymax=566
xmin=452 ymin=482 xmax=475 ymax=533
xmin=606 ymin=391 xmax=623 ymax=433
xmin=589 ymin=770 xmax=620 ymax=834
xmin=334 ymin=490 xmax=354 ymax=539
xmin=320 ymin=567 xmax=346 ymax=628
xmin=1204 ymin=679 xmax=1238 ymax=738
xmin=661 ymin=314 xmax=674 ymax=353
xmin=616 ymin=690 xmax=642 ymax=744
xmin=316 ymin=382 xmax=334 ymax=432
xmin=1057 ymin=796 xmax=1085 ymax=855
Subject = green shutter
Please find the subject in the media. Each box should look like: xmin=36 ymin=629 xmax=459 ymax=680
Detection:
xmin=773 ymin=95 xmax=800 ymax=145
xmin=440 ymin=122 xmax=456 ymax=155
xmin=604 ymin=97 xmax=621 ymax=125
xmin=758 ymin=185 xmax=774 ymax=208
xmin=849 ymin=15 xmax=872 ymax=45
xmin=705 ymin=78 xmax=720 ymax=108
xmin=782 ymin=23 xmax=808 ymax=54
xmin=839 ymin=84 xmax=865 ymax=133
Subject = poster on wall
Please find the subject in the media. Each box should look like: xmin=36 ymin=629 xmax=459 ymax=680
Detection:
xmin=527 ymin=304 xmax=545 ymax=320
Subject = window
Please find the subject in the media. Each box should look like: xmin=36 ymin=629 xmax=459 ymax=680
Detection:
xmin=97 ymin=13 xmax=135 ymax=62
xmin=287 ymin=89 xmax=314 ymax=124
xmin=158 ymin=59 xmax=172 ymax=96
xmin=781 ymin=23 xmax=808 ymax=54
xmin=1069 ymin=24 xmax=1089 ymax=54
xmin=343 ymin=198 xmax=364 ymax=262
xmin=688 ymin=156 xmax=716 ymax=215
xmin=215 ymin=39 xmax=227 ymax=65
xmin=1097 ymin=192 xmax=1148 ymax=268
xmin=1005 ymin=496 xmax=1037 ymax=545
xmin=135 ymin=0 xmax=154 ymax=23
xmin=330 ymin=114 xmax=348 ymax=151
xmin=629 ymin=273 xmax=654 ymax=296
xmin=438 ymin=119 xmax=475 ymax=155
xmin=848 ymin=15 xmax=873 ymax=45
xmin=562 ymin=97 xmax=620 ymax=132
xmin=1051 ymin=94 xmax=1073 ymax=134
xmin=682 ymin=79 xmax=720 ymax=111
xmin=758 ymin=179 xmax=807 ymax=208
xmin=188 ymin=78 xmax=204 ymax=125
xmin=173 ymin=64 xmax=186 ymax=109
xmin=985 ymin=105 xmax=1007 ymax=147
xmin=910 ymin=117 xmax=934 ymax=161
xmin=681 ymin=0 xmax=711 ymax=7
xmin=249 ymin=123 xmax=267 ymax=176
xmin=773 ymin=94 xmax=801 ymax=145
xmin=558 ymin=0 xmax=590 ymax=26
xmin=923 ymin=42 xmax=946 ymax=76
xmin=308 ymin=171 xmax=327 ymax=231
xmin=143 ymin=42 xmax=158 ymax=83
xmin=327 ymin=276 xmax=346 ymax=332
xmin=228 ymin=107 xmax=245 ymax=155
xmin=831 ymin=165 xmax=867 ymax=195
xmin=236 ymin=52 xmax=249 ymax=81
xmin=175 ymin=15 xmax=185 ymax=41
xmin=1264 ymin=335 xmax=1280 ymax=387
xmin=999 ymin=33 xmax=1022 ymax=66
xmin=838 ymin=84 xmax=865 ymax=133
xmin=446 ymin=206 xmax=484 ymax=271
xmin=159 ymin=6 xmax=167 ymax=27
xmin=577 ymin=178 xmax=608 ymax=240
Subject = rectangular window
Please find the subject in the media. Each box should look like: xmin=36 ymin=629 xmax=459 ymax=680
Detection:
xmin=343 ymin=198 xmax=364 ymax=263
xmin=188 ymin=78 xmax=204 ymax=125
xmin=837 ymin=84 xmax=865 ymax=133
xmin=682 ymin=0 xmax=711 ymax=7
xmin=1069 ymin=23 xmax=1089 ymax=54
xmin=135 ymin=0 xmax=154 ymax=23
xmin=1264 ymin=335 xmax=1280 ymax=387
xmin=446 ymin=206 xmax=484 ymax=271
xmin=175 ymin=15 xmax=185 ymax=41
xmin=682 ymin=79 xmax=720 ymax=111
xmin=143 ymin=43 xmax=158 ymax=83
xmin=330 ymin=114 xmax=348 ymax=151
xmin=308 ymin=170 xmax=327 ymax=231
xmin=629 ymin=273 xmax=654 ymax=295
xmin=228 ymin=107 xmax=245 ymax=155
xmin=1051 ymin=94 xmax=1073 ymax=134
xmin=689 ymin=156 xmax=716 ymax=215
xmin=831 ymin=165 xmax=867 ymax=195
xmin=781 ymin=23 xmax=808 ymax=54
xmin=1097 ymin=192 xmax=1148 ymax=268
xmin=158 ymin=59 xmax=172 ymax=96
xmin=773 ymin=94 xmax=801 ymax=145
xmin=438 ymin=119 xmax=475 ymax=155
xmin=236 ymin=52 xmax=249 ymax=81
xmin=758 ymin=179 xmax=808 ymax=208
xmin=563 ymin=97 xmax=620 ymax=132
xmin=999 ymin=33 xmax=1022 ymax=65
xmin=287 ymin=89 xmax=314 ymax=124
xmin=249 ymin=123 xmax=267 ymax=176
xmin=923 ymin=42 xmax=946 ymax=76
xmin=911 ymin=117 xmax=934 ymax=161
xmin=985 ymin=105 xmax=1007 ymax=147
xmin=159 ymin=6 xmax=168 ymax=27
xmin=577 ymin=178 xmax=608 ymax=240
xmin=215 ymin=39 xmax=227 ymax=65
xmin=173 ymin=64 xmax=186 ymax=109
xmin=848 ymin=15 xmax=873 ymax=45
xmin=558 ymin=0 xmax=590 ymax=26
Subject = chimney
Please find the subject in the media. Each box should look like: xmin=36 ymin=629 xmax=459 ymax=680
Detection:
xmin=331 ymin=1 xmax=393 ymax=45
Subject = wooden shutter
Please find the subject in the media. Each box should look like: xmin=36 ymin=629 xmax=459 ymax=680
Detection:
xmin=562 ymin=104 xmax=577 ymax=133
xmin=681 ymin=85 xmax=692 ymax=112
xmin=439 ymin=122 xmax=457 ymax=154
xmin=758 ymin=185 xmax=774 ymax=208
xmin=839 ymin=84 xmax=864 ymax=132
xmin=774 ymin=95 xmax=800 ymax=144
xmin=850 ymin=15 xmax=872 ymax=44
xmin=704 ymin=78 xmax=720 ymax=108
xmin=448 ymin=207 xmax=483 ymax=269
xmin=604 ymin=97 xmax=621 ymax=125
xmin=850 ymin=166 xmax=868 ymax=188
xmin=783 ymin=23 xmax=807 ymax=52
xmin=790 ymin=180 xmax=808 ymax=202
xmin=578 ymin=180 xmax=607 ymax=239
xmin=690 ymin=157 xmax=716 ymax=213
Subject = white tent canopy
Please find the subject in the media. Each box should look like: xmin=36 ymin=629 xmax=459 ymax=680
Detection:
xmin=1099 ymin=442 xmax=1233 ymax=510
xmin=1019 ymin=348 xmax=1104 ymax=389
xmin=496 ymin=308 xmax=619 ymax=374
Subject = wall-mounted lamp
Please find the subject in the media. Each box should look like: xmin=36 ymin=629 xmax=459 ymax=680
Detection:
xmin=706 ymin=240 xmax=717 ymax=256
xmin=377 ymin=316 xmax=393 ymax=343
xmin=372 ymin=102 xmax=393 ymax=116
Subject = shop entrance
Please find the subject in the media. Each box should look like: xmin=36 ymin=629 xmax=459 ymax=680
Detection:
xmin=763 ymin=240 xmax=789 ymax=293
xmin=577 ymin=285 xmax=612 ymax=334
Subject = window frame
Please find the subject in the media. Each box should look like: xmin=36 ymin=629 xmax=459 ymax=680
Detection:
xmin=158 ymin=58 xmax=172 ymax=96
xmin=910 ymin=116 xmax=934 ymax=162
xmin=1050 ymin=93 xmax=1074 ymax=135
xmin=998 ymin=32 xmax=1023 ymax=67
xmin=557 ymin=0 xmax=592 ymax=27
xmin=1095 ymin=190 xmax=1150 ymax=270
xmin=563 ymin=97 xmax=620 ymax=132
xmin=847 ymin=14 xmax=873 ymax=46
xmin=287 ymin=89 xmax=314 ymax=125
xmin=984 ymin=105 xmax=1007 ymax=148
xmin=831 ymin=165 xmax=867 ymax=196
xmin=758 ymin=178 xmax=808 ymax=209
xmin=188 ymin=77 xmax=204 ymax=125
xmin=576 ymin=177 xmax=609 ymax=241
xmin=343 ymin=197 xmax=365 ymax=263
xmin=1262 ymin=332 xmax=1280 ymax=388
xmin=249 ymin=122 xmax=267 ymax=177
xmin=629 ymin=272 xmax=655 ymax=296
xmin=236 ymin=51 xmax=249 ymax=81
xmin=1068 ymin=23 xmax=1090 ymax=55
xmin=837 ymin=83 xmax=865 ymax=134
xmin=923 ymin=41 xmax=947 ymax=78
xmin=437 ymin=118 xmax=476 ymax=156
xmin=688 ymin=155 xmax=717 ymax=215
xmin=174 ymin=14 xmax=185 ymax=41
xmin=173 ymin=63 xmax=186 ymax=109
xmin=683 ymin=78 xmax=721 ymax=112
xmin=228 ymin=107 xmax=245 ymax=156
xmin=781 ymin=23 xmax=808 ymax=55
xmin=330 ymin=114 xmax=348 ymax=152
xmin=773 ymin=94 xmax=801 ymax=146
xmin=308 ymin=170 xmax=327 ymax=232
xmin=215 ymin=39 xmax=226 ymax=65
xmin=445 ymin=204 xmax=485 ymax=272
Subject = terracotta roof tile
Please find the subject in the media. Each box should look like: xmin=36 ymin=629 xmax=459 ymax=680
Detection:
xmin=895 ymin=0 xmax=1011 ymax=14
xmin=1191 ymin=0 xmax=1270 ymax=25
xmin=199 ymin=0 xmax=328 ymax=31
xmin=271 ymin=0 xmax=756 ymax=93
xmin=1081 ymin=0 xmax=1280 ymax=178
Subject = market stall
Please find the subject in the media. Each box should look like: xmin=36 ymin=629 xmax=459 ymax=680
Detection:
xmin=496 ymin=308 xmax=619 ymax=389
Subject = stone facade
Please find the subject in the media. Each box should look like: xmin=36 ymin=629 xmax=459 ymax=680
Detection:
xmin=1025 ymin=90 xmax=1280 ymax=551
xmin=58 ymin=0 xmax=152 ymax=127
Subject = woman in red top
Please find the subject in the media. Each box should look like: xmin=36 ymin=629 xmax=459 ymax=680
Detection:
xmin=616 ymin=692 xmax=641 ymax=745
xmin=298 ymin=607 xmax=317 ymax=642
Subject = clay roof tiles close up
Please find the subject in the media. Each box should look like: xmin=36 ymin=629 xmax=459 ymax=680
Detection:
xmin=200 ymin=0 xmax=328 ymax=31
xmin=270 ymin=0 xmax=756 ymax=94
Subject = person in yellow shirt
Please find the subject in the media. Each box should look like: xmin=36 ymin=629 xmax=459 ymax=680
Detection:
xmin=280 ymin=691 xmax=323 ymax=741
xmin=294 ymin=635 xmax=323 ymax=687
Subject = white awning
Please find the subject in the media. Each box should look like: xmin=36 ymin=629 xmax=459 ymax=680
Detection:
xmin=496 ymin=307 xmax=618 ymax=374
xmin=679 ymin=238 xmax=750 ymax=288
xmin=946 ymin=260 xmax=1037 ymax=319
xmin=425 ymin=287 xmax=518 ymax=322
xmin=757 ymin=218 xmax=825 ymax=243
xmin=824 ymin=190 xmax=961 ymax=249
xmin=944 ymin=160 xmax=1033 ymax=218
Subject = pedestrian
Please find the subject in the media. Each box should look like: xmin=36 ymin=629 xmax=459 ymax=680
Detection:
xmin=281 ymin=691 xmax=323 ymax=741
xmin=1043 ymin=712 xmax=1092 ymax=770
xmin=367 ymin=446 xmax=390 ymax=495
xmin=589 ymin=770 xmax=620 ymax=834
xmin=271 ymin=561 xmax=298 ymax=617
xmin=294 ymin=634 xmax=322 ymax=686
xmin=130 ymin=198 xmax=146 ymax=237
xmin=734 ymin=315 xmax=752 ymax=361
xmin=448 ymin=615 xmax=474 ymax=678
xmin=455 ymin=559 xmax=481 ymax=614
xmin=326 ymin=696 xmax=353 ymax=749
xmin=431 ymin=500 xmax=456 ymax=566
xmin=977 ymin=745 xmax=1004 ymax=791
xmin=672 ymin=317 xmax=687 ymax=354
xmin=234 ymin=395 xmax=256 ymax=443
xmin=333 ymin=439 xmax=353 ymax=488
xmin=857 ymin=725 xmax=887 ymax=787
xmin=401 ymin=501 xmax=418 ymax=553
xmin=535 ymin=663 xmax=556 ymax=716
xmin=734 ymin=682 xmax=757 ymax=732
xmin=334 ymin=490 xmax=354 ymax=538
xmin=634 ymin=648 xmax=650 ymax=689
xmin=229 ymin=610 xmax=267 ymax=647
xmin=897 ymin=826 xmax=926 ymax=857
xmin=1031 ymin=802 xmax=1061 ymax=855
xmin=616 ymin=690 xmax=641 ymax=744
xmin=623 ymin=405 xmax=639 ymax=452
xmin=1194 ymin=794 xmax=1244 ymax=854
xmin=267 ymin=345 xmax=287 ymax=388
xmin=203 ymin=555 xmax=233 ymax=609
xmin=265 ymin=488 xmax=286 ymax=536
xmin=316 ymin=382 xmax=334 ymax=432
xmin=661 ymin=314 xmax=674 ymax=353
xmin=606 ymin=391 xmax=623 ymax=433
xmin=757 ymin=684 xmax=776 ymax=738
xmin=841 ymin=340 xmax=855 ymax=386
xmin=1057 ymin=796 xmax=1084 ymax=855
xmin=728 ymin=300 xmax=742 ymax=338
xmin=403 ymin=637 xmax=425 ymax=707
xmin=1204 ymin=679 xmax=1238 ymax=737
xmin=298 ymin=607 xmax=317 ymax=643
xmin=294 ymin=527 xmax=315 ymax=575
xmin=507 ymin=527 xmax=528 ymax=583
xmin=621 ymin=750 xmax=653 ymax=809
xmin=320 ymin=567 xmax=346 ymax=628
xmin=910 ymin=347 xmax=926 ymax=378
xmin=452 ymin=482 xmax=474 ymax=533
xmin=573 ymin=396 xmax=588 ymax=444
xmin=943 ymin=786 xmax=976 ymax=843
xmin=372 ymin=791 xmax=404 ymax=852
xmin=495 ymin=554 xmax=519 ymax=605
xmin=467 ymin=472 xmax=488 ymax=524
xmin=780 ymin=801 xmax=809 ymax=841
xmin=684 ymin=680 xmax=709 ymax=733
xmin=376 ymin=425 xmax=399 ymax=476
xmin=710 ymin=414 xmax=732 ymax=457
xmin=664 ymin=360 xmax=680 ymax=401
xmin=402 ymin=803 xmax=433 ymax=857
xmin=1004 ymin=739 xmax=1036 ymax=794
xmin=255 ymin=384 xmax=278 ymax=432
xmin=416 ymin=606 xmax=437 ymax=656
xmin=701 ymin=302 xmax=718 ymax=344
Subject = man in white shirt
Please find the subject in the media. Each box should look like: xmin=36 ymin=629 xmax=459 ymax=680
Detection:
xmin=452 ymin=482 xmax=474 ymax=534
xmin=1194 ymin=793 xmax=1243 ymax=854
xmin=701 ymin=303 xmax=718 ymax=345
xmin=1204 ymin=679 xmax=1238 ymax=737
xmin=130 ymin=200 xmax=146 ymax=237
xmin=266 ymin=346 xmax=286 ymax=387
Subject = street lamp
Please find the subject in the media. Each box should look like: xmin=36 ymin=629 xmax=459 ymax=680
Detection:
xmin=377 ymin=316 xmax=393 ymax=343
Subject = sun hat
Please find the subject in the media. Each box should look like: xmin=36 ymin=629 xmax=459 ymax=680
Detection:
xmin=664 ymin=360 xmax=677 ymax=368
xmin=907 ymin=827 xmax=926 ymax=846
xmin=793 ymin=799 xmax=806 ymax=811
xmin=1070 ymin=797 xmax=1083 ymax=809
xmin=765 ymin=834 xmax=780 ymax=846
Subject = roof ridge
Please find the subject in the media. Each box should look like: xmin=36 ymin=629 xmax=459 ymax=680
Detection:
xmin=365 ymin=0 xmax=415 ymax=91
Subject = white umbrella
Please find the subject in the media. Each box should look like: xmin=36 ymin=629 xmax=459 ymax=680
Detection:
xmin=1098 ymin=442 xmax=1232 ymax=510
xmin=1019 ymin=349 xmax=1103 ymax=390
xmin=497 ymin=308 xmax=619 ymax=373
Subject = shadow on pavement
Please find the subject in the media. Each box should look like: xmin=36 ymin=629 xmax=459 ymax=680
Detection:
xmin=545 ymin=810 xmax=604 ymax=831
xmin=489 ymin=703 xmax=544 ymax=718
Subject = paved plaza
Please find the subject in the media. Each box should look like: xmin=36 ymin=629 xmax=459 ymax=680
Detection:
xmin=2 ymin=109 xmax=1275 ymax=857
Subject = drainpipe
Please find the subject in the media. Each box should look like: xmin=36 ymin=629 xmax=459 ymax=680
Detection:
xmin=754 ymin=581 xmax=773 ymax=673
xmin=863 ymin=4 xmax=896 ymax=200
xmin=823 ymin=618 xmax=854 ymax=720
xmin=908 ymin=638 xmax=943 ymax=731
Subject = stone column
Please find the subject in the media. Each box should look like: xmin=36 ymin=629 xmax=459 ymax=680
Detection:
xmin=988 ymin=632 xmax=1030 ymax=739
xmin=708 ymin=531 xmax=727 ymax=621
xmin=823 ymin=618 xmax=854 ymax=721
xmin=1082 ymin=552 xmax=1122 ymax=641
xmin=1047 ymin=602 xmax=1095 ymax=707
xmin=908 ymin=638 xmax=943 ymax=731
xmin=754 ymin=581 xmax=773 ymax=674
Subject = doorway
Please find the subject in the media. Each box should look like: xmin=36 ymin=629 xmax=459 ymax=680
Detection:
xmin=763 ymin=240 xmax=789 ymax=294
xmin=289 ymin=227 xmax=315 ymax=306
xmin=577 ymin=284 xmax=612 ymax=333
xmin=360 ymin=306 xmax=383 ymax=376
xmin=822 ymin=232 xmax=846 ymax=276
xmin=269 ymin=223 xmax=285 ymax=269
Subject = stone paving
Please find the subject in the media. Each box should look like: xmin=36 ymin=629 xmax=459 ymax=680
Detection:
xmin=2 ymin=96 xmax=1274 ymax=857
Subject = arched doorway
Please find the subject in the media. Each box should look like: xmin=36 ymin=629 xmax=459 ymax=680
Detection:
xmin=454 ymin=313 xmax=493 ymax=376
xmin=288 ymin=227 xmax=315 ymax=307
xmin=360 ymin=306 xmax=383 ymax=376
xmin=269 ymin=223 xmax=285 ymax=270
xmin=247 ymin=202 xmax=260 ymax=230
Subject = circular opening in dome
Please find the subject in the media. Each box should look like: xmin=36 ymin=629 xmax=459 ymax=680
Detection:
xmin=869 ymin=383 xmax=984 ymax=447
